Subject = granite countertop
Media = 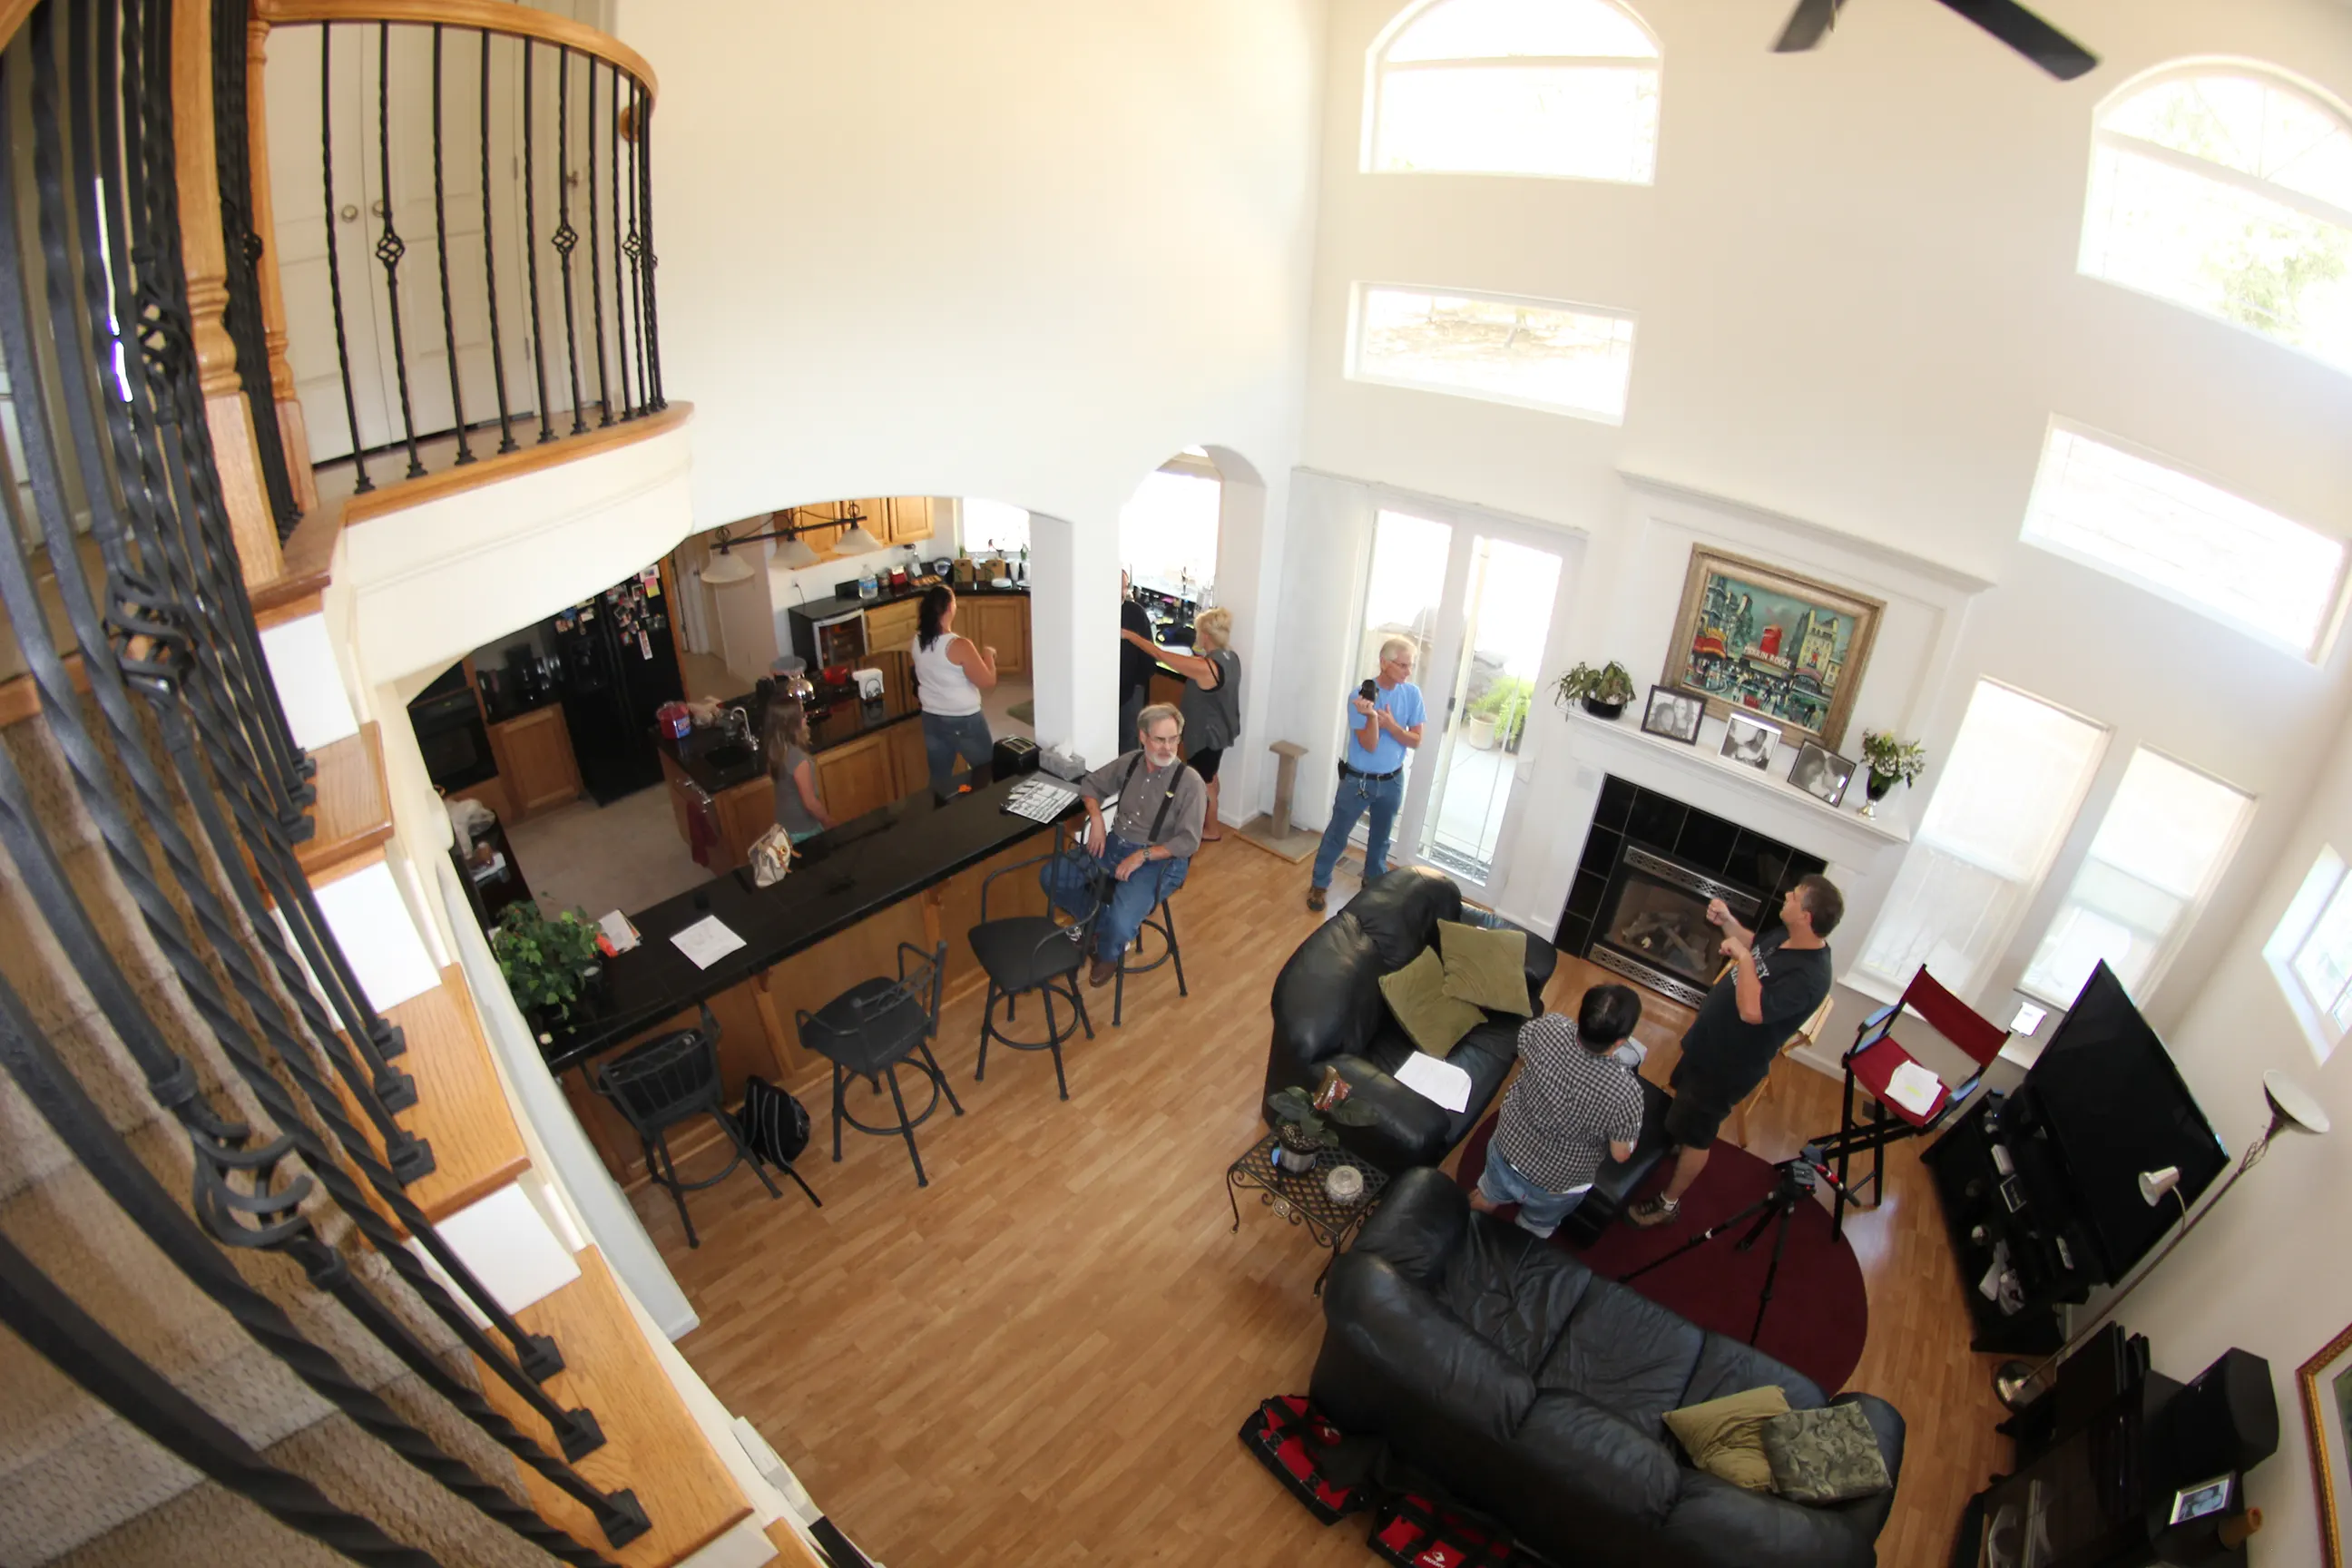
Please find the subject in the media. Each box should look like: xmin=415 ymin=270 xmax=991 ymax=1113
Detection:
xmin=540 ymin=774 xmax=1076 ymax=1070
xmin=663 ymin=650 xmax=921 ymax=793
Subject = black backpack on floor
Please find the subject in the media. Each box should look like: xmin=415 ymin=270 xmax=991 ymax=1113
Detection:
xmin=740 ymin=1076 xmax=812 ymax=1168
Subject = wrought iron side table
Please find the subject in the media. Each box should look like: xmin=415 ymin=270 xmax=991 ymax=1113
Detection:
xmin=1225 ymin=1132 xmax=1390 ymax=1294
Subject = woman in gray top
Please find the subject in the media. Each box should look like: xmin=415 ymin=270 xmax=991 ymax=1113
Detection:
xmin=1122 ymin=605 xmax=1240 ymax=841
xmin=765 ymin=701 xmax=837 ymax=843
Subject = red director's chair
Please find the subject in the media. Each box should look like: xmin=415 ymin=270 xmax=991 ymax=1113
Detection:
xmin=1812 ymin=966 xmax=2008 ymax=1241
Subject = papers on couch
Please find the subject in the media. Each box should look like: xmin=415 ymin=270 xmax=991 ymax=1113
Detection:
xmin=1884 ymin=1060 xmax=1943 ymax=1118
xmin=1395 ymin=1051 xmax=1473 ymax=1113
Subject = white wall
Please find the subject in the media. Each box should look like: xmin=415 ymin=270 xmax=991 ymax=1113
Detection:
xmin=1286 ymin=0 xmax=2352 ymax=1030
xmin=613 ymin=0 xmax=1324 ymax=792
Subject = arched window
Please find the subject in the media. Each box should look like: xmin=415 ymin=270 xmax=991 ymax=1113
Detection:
xmin=2080 ymin=68 xmax=2352 ymax=372
xmin=1365 ymin=0 xmax=1661 ymax=183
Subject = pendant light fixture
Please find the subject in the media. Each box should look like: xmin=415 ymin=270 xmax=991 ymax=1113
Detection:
xmin=834 ymin=509 xmax=884 ymax=555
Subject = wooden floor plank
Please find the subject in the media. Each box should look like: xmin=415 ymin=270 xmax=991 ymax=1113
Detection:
xmin=641 ymin=843 xmax=2003 ymax=1568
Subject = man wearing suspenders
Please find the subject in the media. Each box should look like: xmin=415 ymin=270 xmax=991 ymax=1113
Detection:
xmin=1045 ymin=703 xmax=1208 ymax=988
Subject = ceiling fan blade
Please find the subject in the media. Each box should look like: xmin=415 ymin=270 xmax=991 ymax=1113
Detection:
xmin=1772 ymin=0 xmax=1845 ymax=54
xmin=1931 ymin=0 xmax=2099 ymax=80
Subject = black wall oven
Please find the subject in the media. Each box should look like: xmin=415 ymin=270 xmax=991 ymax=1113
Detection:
xmin=409 ymin=663 xmax=495 ymax=791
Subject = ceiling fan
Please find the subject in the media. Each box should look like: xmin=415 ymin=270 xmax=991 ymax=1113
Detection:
xmin=1773 ymin=0 xmax=2099 ymax=81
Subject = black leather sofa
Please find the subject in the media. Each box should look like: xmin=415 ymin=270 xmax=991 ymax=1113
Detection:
xmin=1314 ymin=1169 xmax=1906 ymax=1568
xmin=1264 ymin=868 xmax=1663 ymax=1235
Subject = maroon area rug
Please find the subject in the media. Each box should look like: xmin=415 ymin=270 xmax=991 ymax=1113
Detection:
xmin=1457 ymin=1117 xmax=1867 ymax=1394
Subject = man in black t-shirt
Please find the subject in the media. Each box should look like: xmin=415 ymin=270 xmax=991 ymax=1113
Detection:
xmin=1119 ymin=572 xmax=1156 ymax=743
xmin=1627 ymin=874 xmax=1842 ymax=1229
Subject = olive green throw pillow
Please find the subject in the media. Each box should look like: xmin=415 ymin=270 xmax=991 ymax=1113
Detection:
xmin=1436 ymin=920 xmax=1534 ymax=1016
xmin=1661 ymin=1385 xmax=1790 ymax=1492
xmin=1377 ymin=948 xmax=1486 ymax=1059
xmin=1759 ymin=1402 xmax=1893 ymax=1504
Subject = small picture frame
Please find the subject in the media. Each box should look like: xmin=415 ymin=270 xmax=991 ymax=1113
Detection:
xmin=1788 ymin=740 xmax=1857 ymax=808
xmin=1720 ymin=710 xmax=1781 ymax=771
xmin=1642 ymin=684 xmax=1705 ymax=746
xmin=2168 ymin=1473 xmax=2234 ymax=1526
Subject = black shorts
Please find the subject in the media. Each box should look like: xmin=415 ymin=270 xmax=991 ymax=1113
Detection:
xmin=1188 ymin=745 xmax=1224 ymax=783
xmin=1664 ymin=1058 xmax=1736 ymax=1151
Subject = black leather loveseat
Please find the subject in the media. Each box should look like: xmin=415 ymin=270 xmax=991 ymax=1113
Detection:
xmin=1265 ymin=868 xmax=1555 ymax=1173
xmin=1314 ymin=1169 xmax=1906 ymax=1568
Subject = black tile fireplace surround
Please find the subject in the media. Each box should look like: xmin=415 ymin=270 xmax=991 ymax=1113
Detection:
xmin=1557 ymin=776 xmax=1827 ymax=1008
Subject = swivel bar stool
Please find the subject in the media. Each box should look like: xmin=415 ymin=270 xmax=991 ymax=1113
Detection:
xmin=593 ymin=1004 xmax=780 ymax=1248
xmin=797 ymin=941 xmax=959 ymax=1188
xmin=971 ymin=842 xmax=1106 ymax=1100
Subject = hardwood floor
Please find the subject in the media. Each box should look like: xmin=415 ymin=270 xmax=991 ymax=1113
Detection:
xmin=649 ymin=840 xmax=2005 ymax=1567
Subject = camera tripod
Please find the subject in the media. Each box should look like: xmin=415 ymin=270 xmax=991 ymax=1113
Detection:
xmin=1619 ymin=1145 xmax=1842 ymax=1346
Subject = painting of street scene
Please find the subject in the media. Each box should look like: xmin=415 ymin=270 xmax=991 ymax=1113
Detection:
xmin=1661 ymin=547 xmax=1883 ymax=750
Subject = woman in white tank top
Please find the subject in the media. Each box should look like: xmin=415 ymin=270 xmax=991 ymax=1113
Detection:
xmin=912 ymin=586 xmax=997 ymax=798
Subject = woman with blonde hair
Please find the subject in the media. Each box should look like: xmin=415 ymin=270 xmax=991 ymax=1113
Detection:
xmin=1122 ymin=604 xmax=1240 ymax=841
xmin=765 ymin=701 xmax=837 ymax=842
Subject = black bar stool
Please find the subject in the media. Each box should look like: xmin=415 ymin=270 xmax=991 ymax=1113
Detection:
xmin=1112 ymin=891 xmax=1187 ymax=1027
xmin=971 ymin=844 xmax=1105 ymax=1100
xmin=593 ymin=1004 xmax=779 ymax=1248
xmin=797 ymin=941 xmax=960 ymax=1187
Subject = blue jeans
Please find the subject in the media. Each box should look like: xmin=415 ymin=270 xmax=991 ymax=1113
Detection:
xmin=1042 ymin=834 xmax=1190 ymax=962
xmin=922 ymin=711 xmax=995 ymax=798
xmin=1311 ymin=768 xmax=1405 ymax=892
xmin=1477 ymin=1148 xmax=1591 ymax=1240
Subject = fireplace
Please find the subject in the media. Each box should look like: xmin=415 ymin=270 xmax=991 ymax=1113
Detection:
xmin=1559 ymin=776 xmax=1826 ymax=1008
xmin=1590 ymin=848 xmax=1764 ymax=1007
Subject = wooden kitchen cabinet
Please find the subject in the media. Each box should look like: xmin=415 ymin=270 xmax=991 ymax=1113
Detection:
xmin=486 ymin=705 xmax=582 ymax=820
xmin=713 ymin=778 xmax=778 ymax=870
xmin=885 ymin=496 xmax=933 ymax=544
xmin=885 ymin=719 xmax=928 ymax=799
xmin=961 ymin=596 xmax=1028 ymax=679
xmin=815 ymin=730 xmax=897 ymax=821
xmin=863 ymin=598 xmax=921 ymax=658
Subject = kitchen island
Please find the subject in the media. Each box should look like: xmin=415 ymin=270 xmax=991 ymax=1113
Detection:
xmin=543 ymin=773 xmax=1074 ymax=1187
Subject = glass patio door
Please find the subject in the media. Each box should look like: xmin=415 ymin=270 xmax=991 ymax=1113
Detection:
xmin=1348 ymin=509 xmax=1567 ymax=900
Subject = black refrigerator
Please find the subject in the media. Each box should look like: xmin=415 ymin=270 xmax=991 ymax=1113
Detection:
xmin=553 ymin=569 xmax=684 ymax=805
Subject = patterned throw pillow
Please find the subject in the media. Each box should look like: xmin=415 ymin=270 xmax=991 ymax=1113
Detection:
xmin=1759 ymin=1402 xmax=1893 ymax=1504
xmin=1661 ymin=1385 xmax=1791 ymax=1491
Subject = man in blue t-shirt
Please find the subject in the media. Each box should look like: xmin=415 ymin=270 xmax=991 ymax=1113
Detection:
xmin=1307 ymin=636 xmax=1426 ymax=913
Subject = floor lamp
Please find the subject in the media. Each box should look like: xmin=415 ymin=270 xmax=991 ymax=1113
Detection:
xmin=1994 ymin=1069 xmax=2331 ymax=1411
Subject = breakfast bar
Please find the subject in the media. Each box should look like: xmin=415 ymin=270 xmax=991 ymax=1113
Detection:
xmin=542 ymin=774 xmax=1073 ymax=1185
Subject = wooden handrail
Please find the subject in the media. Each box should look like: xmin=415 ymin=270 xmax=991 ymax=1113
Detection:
xmin=253 ymin=0 xmax=657 ymax=96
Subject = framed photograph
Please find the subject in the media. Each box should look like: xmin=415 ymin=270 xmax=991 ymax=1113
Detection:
xmin=2299 ymin=1318 xmax=2352 ymax=1566
xmin=1662 ymin=546 xmax=1886 ymax=751
xmin=1641 ymin=684 xmax=1705 ymax=745
xmin=2167 ymin=1475 xmax=2234 ymax=1526
xmin=1788 ymin=740 xmax=1856 ymax=807
xmin=1720 ymin=710 xmax=1780 ymax=770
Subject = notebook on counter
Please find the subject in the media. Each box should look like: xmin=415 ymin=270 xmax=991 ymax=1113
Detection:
xmin=1004 ymin=777 xmax=1079 ymax=823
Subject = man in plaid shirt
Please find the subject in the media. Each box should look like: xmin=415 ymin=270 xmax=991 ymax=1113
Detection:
xmin=1469 ymin=984 xmax=1648 ymax=1240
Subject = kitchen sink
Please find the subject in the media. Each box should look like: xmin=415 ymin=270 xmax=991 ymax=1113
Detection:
xmin=704 ymin=742 xmax=754 ymax=772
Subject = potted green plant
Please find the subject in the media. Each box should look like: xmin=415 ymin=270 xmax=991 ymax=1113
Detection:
xmin=1554 ymin=660 xmax=1636 ymax=720
xmin=490 ymin=903 xmax=605 ymax=1037
xmin=1468 ymin=675 xmax=1534 ymax=751
xmin=1265 ymin=1083 xmax=1377 ymax=1172
xmin=1858 ymin=730 xmax=1926 ymax=818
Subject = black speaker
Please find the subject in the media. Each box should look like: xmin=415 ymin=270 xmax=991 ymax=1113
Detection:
xmin=2157 ymin=1348 xmax=2278 ymax=1485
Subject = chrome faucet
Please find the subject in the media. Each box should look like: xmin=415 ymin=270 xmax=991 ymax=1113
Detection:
xmin=725 ymin=706 xmax=751 ymax=745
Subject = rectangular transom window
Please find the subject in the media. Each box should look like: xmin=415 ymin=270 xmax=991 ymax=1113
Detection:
xmin=1348 ymin=284 xmax=1634 ymax=424
xmin=2021 ymin=749 xmax=2253 ymax=1005
xmin=2022 ymin=422 xmax=2347 ymax=660
xmin=1857 ymin=681 xmax=2109 ymax=999
xmin=2265 ymin=848 xmax=2352 ymax=1063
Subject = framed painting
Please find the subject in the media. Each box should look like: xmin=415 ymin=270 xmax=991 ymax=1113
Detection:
xmin=2301 ymin=1317 xmax=2352 ymax=1567
xmin=1662 ymin=547 xmax=1885 ymax=751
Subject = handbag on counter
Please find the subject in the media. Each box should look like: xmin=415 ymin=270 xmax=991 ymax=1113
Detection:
xmin=748 ymin=824 xmax=793 ymax=887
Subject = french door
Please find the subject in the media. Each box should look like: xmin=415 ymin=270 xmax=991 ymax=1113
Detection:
xmin=1351 ymin=506 xmax=1572 ymax=900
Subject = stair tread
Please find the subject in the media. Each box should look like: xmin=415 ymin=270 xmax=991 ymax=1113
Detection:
xmin=247 ymin=495 xmax=346 ymax=622
xmin=292 ymin=722 xmax=392 ymax=879
xmin=340 ymin=965 xmax=529 ymax=1229
xmin=481 ymin=1246 xmax=750 ymax=1568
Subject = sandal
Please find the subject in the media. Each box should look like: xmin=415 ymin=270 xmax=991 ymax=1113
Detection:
xmin=1626 ymin=1195 xmax=1681 ymax=1229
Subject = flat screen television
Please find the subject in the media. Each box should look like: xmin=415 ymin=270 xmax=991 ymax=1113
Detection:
xmin=2019 ymin=962 xmax=2230 ymax=1283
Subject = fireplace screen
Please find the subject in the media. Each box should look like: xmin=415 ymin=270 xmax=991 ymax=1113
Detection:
xmin=1590 ymin=848 xmax=1763 ymax=1008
